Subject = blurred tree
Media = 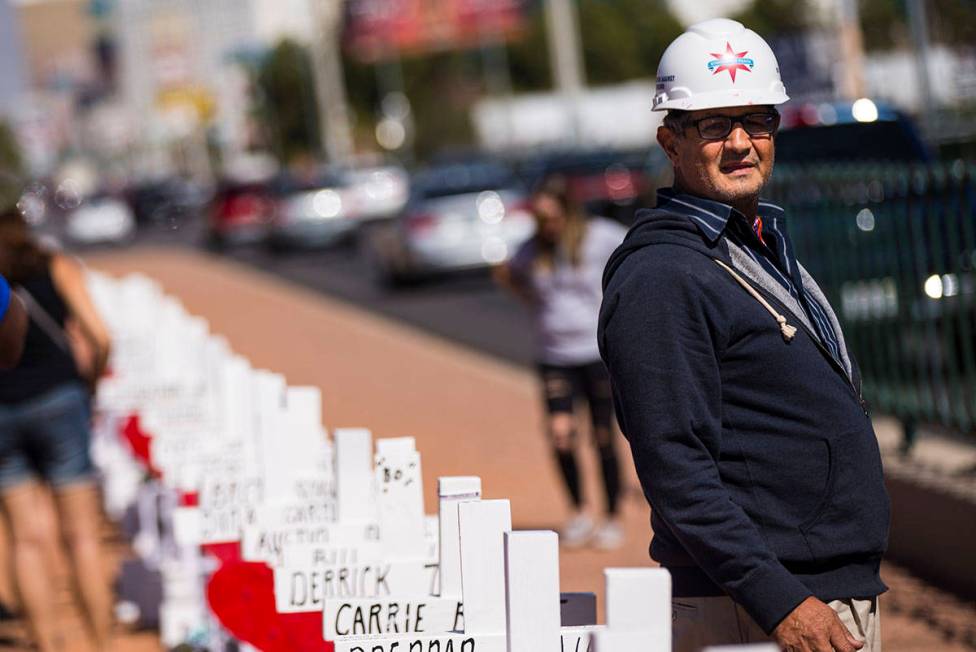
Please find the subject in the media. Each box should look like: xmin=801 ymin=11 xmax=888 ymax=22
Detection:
xmin=859 ymin=0 xmax=910 ymax=50
xmin=858 ymin=0 xmax=976 ymax=51
xmin=578 ymin=0 xmax=683 ymax=84
xmin=731 ymin=0 xmax=813 ymax=35
xmin=401 ymin=51 xmax=481 ymax=158
xmin=507 ymin=2 xmax=553 ymax=91
xmin=0 ymin=120 xmax=24 ymax=211
xmin=509 ymin=0 xmax=684 ymax=89
xmin=927 ymin=0 xmax=976 ymax=48
xmin=256 ymin=39 xmax=321 ymax=163
xmin=338 ymin=0 xmax=685 ymax=158
xmin=343 ymin=52 xmax=481 ymax=159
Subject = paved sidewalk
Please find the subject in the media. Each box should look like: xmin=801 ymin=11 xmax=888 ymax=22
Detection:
xmin=1 ymin=247 xmax=972 ymax=651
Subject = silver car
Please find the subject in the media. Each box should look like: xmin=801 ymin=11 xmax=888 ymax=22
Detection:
xmin=365 ymin=162 xmax=534 ymax=286
xmin=265 ymin=171 xmax=359 ymax=251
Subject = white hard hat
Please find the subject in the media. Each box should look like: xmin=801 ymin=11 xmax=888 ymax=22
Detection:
xmin=653 ymin=18 xmax=789 ymax=112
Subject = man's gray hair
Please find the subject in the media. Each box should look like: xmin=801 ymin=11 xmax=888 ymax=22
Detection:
xmin=662 ymin=110 xmax=690 ymax=135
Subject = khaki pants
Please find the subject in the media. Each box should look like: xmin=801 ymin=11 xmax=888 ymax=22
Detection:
xmin=672 ymin=596 xmax=880 ymax=652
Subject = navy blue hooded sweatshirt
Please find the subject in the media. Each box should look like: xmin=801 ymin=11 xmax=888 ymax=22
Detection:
xmin=598 ymin=203 xmax=890 ymax=634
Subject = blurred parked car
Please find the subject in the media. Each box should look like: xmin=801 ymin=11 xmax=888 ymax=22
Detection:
xmin=65 ymin=192 xmax=136 ymax=245
xmin=364 ymin=160 xmax=534 ymax=286
xmin=266 ymin=171 xmax=358 ymax=251
xmin=518 ymin=148 xmax=659 ymax=225
xmin=342 ymin=165 xmax=409 ymax=223
xmin=267 ymin=164 xmax=410 ymax=252
xmin=776 ymin=98 xmax=931 ymax=163
xmin=206 ymin=178 xmax=275 ymax=250
xmin=128 ymin=177 xmax=212 ymax=228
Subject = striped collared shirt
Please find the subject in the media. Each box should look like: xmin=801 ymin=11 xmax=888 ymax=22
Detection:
xmin=656 ymin=188 xmax=844 ymax=364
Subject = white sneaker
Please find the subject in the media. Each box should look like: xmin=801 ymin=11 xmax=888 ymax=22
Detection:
xmin=593 ymin=520 xmax=624 ymax=551
xmin=560 ymin=512 xmax=595 ymax=548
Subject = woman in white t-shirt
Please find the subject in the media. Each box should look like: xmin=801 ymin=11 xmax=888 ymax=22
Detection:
xmin=495 ymin=175 xmax=627 ymax=549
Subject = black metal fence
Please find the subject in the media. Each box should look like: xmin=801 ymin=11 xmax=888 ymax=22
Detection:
xmin=765 ymin=162 xmax=976 ymax=444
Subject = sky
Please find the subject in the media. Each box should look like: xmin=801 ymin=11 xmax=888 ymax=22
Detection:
xmin=665 ymin=0 xmax=753 ymax=26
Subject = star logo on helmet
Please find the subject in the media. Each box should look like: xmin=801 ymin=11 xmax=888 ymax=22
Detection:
xmin=707 ymin=42 xmax=755 ymax=83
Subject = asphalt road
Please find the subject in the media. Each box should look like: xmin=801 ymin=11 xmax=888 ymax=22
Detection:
xmin=75 ymin=216 xmax=538 ymax=367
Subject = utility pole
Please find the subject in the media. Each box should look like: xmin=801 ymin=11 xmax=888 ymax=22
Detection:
xmin=544 ymin=0 xmax=586 ymax=143
xmin=905 ymin=0 xmax=934 ymax=124
xmin=836 ymin=0 xmax=867 ymax=99
xmin=309 ymin=0 xmax=355 ymax=165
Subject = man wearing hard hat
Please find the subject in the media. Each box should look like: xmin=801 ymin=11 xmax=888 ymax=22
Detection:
xmin=599 ymin=19 xmax=888 ymax=652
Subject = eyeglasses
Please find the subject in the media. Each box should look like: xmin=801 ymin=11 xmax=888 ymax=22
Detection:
xmin=687 ymin=112 xmax=781 ymax=140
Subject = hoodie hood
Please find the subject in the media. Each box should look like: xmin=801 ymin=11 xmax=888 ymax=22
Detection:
xmin=602 ymin=207 xmax=728 ymax=290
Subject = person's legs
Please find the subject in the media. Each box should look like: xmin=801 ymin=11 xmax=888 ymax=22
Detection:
xmin=0 ymin=405 xmax=33 ymax=624
xmin=580 ymin=361 xmax=620 ymax=516
xmin=21 ymin=383 xmax=109 ymax=650
xmin=0 ymin=481 xmax=63 ymax=652
xmin=538 ymin=364 xmax=592 ymax=545
xmin=672 ymin=596 xmax=764 ymax=652
xmin=539 ymin=364 xmax=583 ymax=507
xmin=0 ymin=490 xmax=19 ymax=617
xmin=550 ymin=411 xmax=583 ymax=507
xmin=53 ymin=482 xmax=112 ymax=652
xmin=578 ymin=361 xmax=623 ymax=549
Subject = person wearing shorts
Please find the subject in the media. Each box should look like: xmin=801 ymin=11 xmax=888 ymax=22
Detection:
xmin=495 ymin=175 xmax=627 ymax=549
xmin=0 ymin=205 xmax=113 ymax=652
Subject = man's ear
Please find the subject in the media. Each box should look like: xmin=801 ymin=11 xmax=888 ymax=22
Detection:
xmin=657 ymin=125 xmax=680 ymax=166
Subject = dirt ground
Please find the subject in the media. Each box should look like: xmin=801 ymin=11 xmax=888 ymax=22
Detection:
xmin=0 ymin=247 xmax=972 ymax=651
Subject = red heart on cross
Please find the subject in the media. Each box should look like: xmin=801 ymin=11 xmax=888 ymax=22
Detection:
xmin=206 ymin=559 xmax=334 ymax=652
xmin=120 ymin=413 xmax=162 ymax=478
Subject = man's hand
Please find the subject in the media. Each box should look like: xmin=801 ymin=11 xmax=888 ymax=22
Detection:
xmin=773 ymin=596 xmax=864 ymax=652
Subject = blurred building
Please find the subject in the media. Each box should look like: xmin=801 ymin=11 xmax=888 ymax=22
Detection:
xmin=473 ymin=83 xmax=663 ymax=152
xmin=0 ymin=0 xmax=28 ymax=118
xmin=112 ymin=0 xmax=261 ymax=179
xmin=252 ymin=0 xmax=315 ymax=44
xmin=5 ymin=0 xmax=100 ymax=173
xmin=16 ymin=0 xmax=98 ymax=92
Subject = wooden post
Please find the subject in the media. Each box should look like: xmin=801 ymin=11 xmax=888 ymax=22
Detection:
xmin=459 ymin=500 xmax=512 ymax=634
xmin=437 ymin=477 xmax=482 ymax=597
xmin=595 ymin=568 xmax=672 ymax=651
xmin=335 ymin=428 xmax=375 ymax=522
xmin=504 ymin=531 xmax=560 ymax=652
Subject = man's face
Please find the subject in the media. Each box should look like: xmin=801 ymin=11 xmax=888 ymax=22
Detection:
xmin=657 ymin=106 xmax=776 ymax=206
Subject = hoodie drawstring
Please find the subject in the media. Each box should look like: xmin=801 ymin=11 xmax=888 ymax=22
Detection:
xmin=714 ymin=259 xmax=797 ymax=342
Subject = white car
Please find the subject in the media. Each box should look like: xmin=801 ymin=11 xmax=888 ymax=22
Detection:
xmin=343 ymin=165 xmax=409 ymax=222
xmin=66 ymin=194 xmax=136 ymax=244
xmin=365 ymin=161 xmax=534 ymax=286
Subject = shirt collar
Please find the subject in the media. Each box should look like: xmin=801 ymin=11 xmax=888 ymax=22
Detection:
xmin=656 ymin=187 xmax=785 ymax=244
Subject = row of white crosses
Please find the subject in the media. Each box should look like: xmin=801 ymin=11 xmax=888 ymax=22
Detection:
xmin=325 ymin=476 xmax=673 ymax=652
xmin=85 ymin=272 xmax=249 ymax=646
xmin=82 ymin=270 xmax=775 ymax=652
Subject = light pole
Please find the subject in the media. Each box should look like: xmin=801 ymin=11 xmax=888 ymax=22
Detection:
xmin=544 ymin=0 xmax=586 ymax=143
xmin=905 ymin=0 xmax=934 ymax=124
xmin=309 ymin=0 xmax=355 ymax=165
xmin=836 ymin=0 xmax=867 ymax=100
